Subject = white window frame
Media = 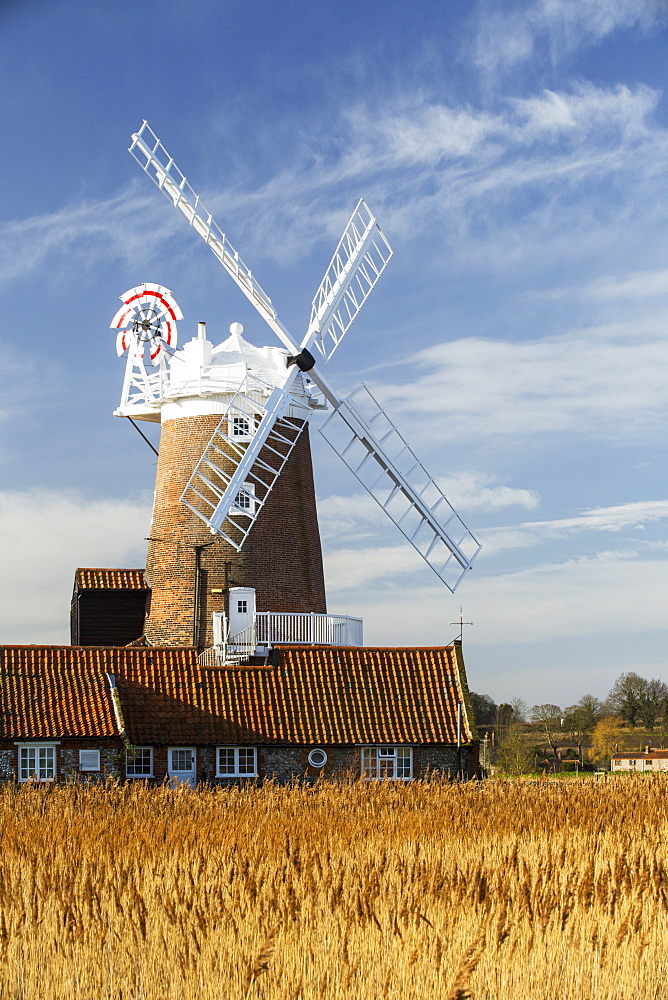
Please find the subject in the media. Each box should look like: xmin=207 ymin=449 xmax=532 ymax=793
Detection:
xmin=126 ymin=746 xmax=154 ymax=778
xmin=229 ymin=414 xmax=253 ymax=441
xmin=16 ymin=743 xmax=58 ymax=782
xmin=229 ymin=482 xmax=256 ymax=518
xmin=361 ymin=746 xmax=413 ymax=780
xmin=79 ymin=749 xmax=101 ymax=772
xmin=216 ymin=746 xmax=257 ymax=778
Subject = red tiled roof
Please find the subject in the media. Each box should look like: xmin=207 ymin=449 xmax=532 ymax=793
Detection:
xmin=612 ymin=752 xmax=668 ymax=760
xmin=75 ymin=569 xmax=148 ymax=590
xmin=0 ymin=647 xmax=121 ymax=738
xmin=0 ymin=645 xmax=474 ymax=747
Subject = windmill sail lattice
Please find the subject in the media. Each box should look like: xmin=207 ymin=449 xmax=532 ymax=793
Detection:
xmin=307 ymin=199 xmax=393 ymax=362
xmin=181 ymin=374 xmax=307 ymax=550
xmin=129 ymin=122 xmax=278 ymax=331
xmin=129 ymin=120 xmax=481 ymax=592
xmin=320 ymin=385 xmax=481 ymax=592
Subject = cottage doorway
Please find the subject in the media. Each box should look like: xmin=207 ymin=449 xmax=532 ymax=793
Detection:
xmin=168 ymin=748 xmax=196 ymax=788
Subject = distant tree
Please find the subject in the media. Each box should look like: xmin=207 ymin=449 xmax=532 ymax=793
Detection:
xmin=638 ymin=678 xmax=668 ymax=731
xmin=564 ymin=695 xmax=603 ymax=762
xmin=572 ymin=695 xmax=603 ymax=733
xmin=469 ymin=692 xmax=497 ymax=725
xmin=607 ymin=672 xmax=647 ymax=726
xmin=589 ymin=716 xmax=624 ymax=767
xmin=530 ymin=703 xmax=562 ymax=758
xmin=495 ymin=724 xmax=535 ymax=776
xmin=509 ymin=697 xmax=528 ymax=723
xmin=495 ymin=697 xmax=528 ymax=731
xmin=495 ymin=703 xmax=515 ymax=729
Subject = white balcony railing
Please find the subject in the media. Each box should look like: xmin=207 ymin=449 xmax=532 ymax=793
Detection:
xmin=198 ymin=611 xmax=363 ymax=666
xmin=254 ymin=612 xmax=363 ymax=647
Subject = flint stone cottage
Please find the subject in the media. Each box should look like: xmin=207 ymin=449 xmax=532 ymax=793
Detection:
xmin=0 ymin=639 xmax=478 ymax=785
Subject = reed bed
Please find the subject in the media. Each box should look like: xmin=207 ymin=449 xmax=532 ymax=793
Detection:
xmin=0 ymin=775 xmax=665 ymax=999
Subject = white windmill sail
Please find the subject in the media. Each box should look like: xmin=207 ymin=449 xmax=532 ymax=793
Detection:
xmin=319 ymin=384 xmax=481 ymax=591
xmin=130 ymin=121 xmax=481 ymax=592
xmin=306 ymin=199 xmax=393 ymax=362
xmin=180 ymin=370 xmax=307 ymax=550
xmin=129 ymin=122 xmax=283 ymax=338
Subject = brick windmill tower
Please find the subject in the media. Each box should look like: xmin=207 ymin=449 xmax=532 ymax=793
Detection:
xmin=99 ymin=123 xmax=481 ymax=655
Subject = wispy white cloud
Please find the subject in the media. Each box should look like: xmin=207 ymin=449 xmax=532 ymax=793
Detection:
xmin=0 ymin=489 xmax=151 ymax=644
xmin=482 ymin=500 xmax=668 ymax=555
xmin=324 ymin=543 xmax=421 ymax=592
xmin=439 ymin=472 xmax=540 ymax=512
xmin=372 ymin=320 xmax=668 ymax=442
xmin=528 ymin=266 xmax=668 ymax=304
xmin=333 ymin=548 xmax=668 ymax=650
xmin=0 ymin=183 xmax=179 ymax=291
xmin=2 ymin=79 xmax=665 ymax=286
xmin=323 ymin=498 xmax=668 ymax=594
xmin=580 ymin=268 xmax=668 ymax=303
xmin=469 ymin=548 xmax=668 ymax=645
xmin=471 ymin=0 xmax=661 ymax=78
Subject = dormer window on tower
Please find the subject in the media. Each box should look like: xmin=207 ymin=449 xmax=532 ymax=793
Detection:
xmin=229 ymin=483 xmax=256 ymax=517
xmin=231 ymin=415 xmax=251 ymax=438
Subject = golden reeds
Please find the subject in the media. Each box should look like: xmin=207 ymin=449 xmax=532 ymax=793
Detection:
xmin=0 ymin=775 xmax=665 ymax=998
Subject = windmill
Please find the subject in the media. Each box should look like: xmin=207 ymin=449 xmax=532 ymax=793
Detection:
xmin=117 ymin=121 xmax=481 ymax=650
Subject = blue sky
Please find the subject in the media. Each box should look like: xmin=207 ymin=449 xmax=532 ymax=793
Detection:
xmin=2 ymin=0 xmax=668 ymax=708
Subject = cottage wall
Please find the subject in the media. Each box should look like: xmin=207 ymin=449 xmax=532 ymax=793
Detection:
xmin=0 ymin=740 xmax=124 ymax=783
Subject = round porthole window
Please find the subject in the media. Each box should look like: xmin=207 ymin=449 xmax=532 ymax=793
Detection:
xmin=308 ymin=748 xmax=328 ymax=768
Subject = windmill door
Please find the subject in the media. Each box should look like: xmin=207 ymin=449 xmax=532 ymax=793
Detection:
xmin=168 ymin=748 xmax=196 ymax=788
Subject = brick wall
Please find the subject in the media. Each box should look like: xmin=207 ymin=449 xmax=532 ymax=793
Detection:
xmin=144 ymin=416 xmax=327 ymax=647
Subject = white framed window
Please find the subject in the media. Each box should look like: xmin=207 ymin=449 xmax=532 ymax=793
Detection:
xmin=308 ymin=748 xmax=328 ymax=768
xmin=230 ymin=415 xmax=251 ymax=439
xmin=361 ymin=746 xmax=413 ymax=780
xmin=126 ymin=747 xmax=153 ymax=778
xmin=229 ymin=482 xmax=256 ymax=517
xmin=18 ymin=744 xmax=57 ymax=782
xmin=217 ymin=747 xmax=257 ymax=777
xmin=79 ymin=749 xmax=101 ymax=772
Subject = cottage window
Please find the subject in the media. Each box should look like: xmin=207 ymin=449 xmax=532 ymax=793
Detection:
xmin=217 ymin=747 xmax=257 ymax=777
xmin=126 ymin=747 xmax=153 ymax=778
xmin=18 ymin=745 xmax=56 ymax=782
xmin=79 ymin=749 xmax=101 ymax=772
xmin=361 ymin=746 xmax=412 ymax=780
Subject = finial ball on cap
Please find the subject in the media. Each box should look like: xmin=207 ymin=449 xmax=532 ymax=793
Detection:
xmin=229 ymin=322 xmax=244 ymax=336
